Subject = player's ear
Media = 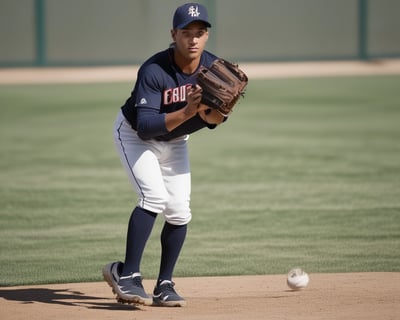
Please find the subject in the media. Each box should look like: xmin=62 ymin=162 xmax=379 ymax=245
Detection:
xmin=171 ymin=29 xmax=177 ymax=41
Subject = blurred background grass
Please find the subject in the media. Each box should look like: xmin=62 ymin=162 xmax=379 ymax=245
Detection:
xmin=0 ymin=75 xmax=399 ymax=286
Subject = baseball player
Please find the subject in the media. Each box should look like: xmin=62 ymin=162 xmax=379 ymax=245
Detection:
xmin=102 ymin=3 xmax=226 ymax=307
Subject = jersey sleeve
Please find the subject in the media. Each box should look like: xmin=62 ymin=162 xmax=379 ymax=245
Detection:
xmin=154 ymin=113 xmax=215 ymax=141
xmin=134 ymin=64 xmax=164 ymax=110
xmin=133 ymin=64 xmax=169 ymax=139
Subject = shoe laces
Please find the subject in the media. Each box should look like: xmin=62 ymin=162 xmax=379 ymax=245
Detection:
xmin=132 ymin=275 xmax=144 ymax=288
xmin=120 ymin=273 xmax=144 ymax=288
xmin=159 ymin=280 xmax=177 ymax=294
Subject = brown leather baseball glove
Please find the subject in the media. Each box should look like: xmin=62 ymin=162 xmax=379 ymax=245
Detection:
xmin=197 ymin=58 xmax=248 ymax=116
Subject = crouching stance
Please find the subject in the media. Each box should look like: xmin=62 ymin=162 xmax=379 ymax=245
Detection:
xmin=102 ymin=3 xmax=226 ymax=307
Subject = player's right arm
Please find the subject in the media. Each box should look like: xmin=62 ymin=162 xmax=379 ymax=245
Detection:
xmin=136 ymin=85 xmax=206 ymax=140
xmin=134 ymin=64 xmax=209 ymax=140
xmin=164 ymin=85 xmax=208 ymax=131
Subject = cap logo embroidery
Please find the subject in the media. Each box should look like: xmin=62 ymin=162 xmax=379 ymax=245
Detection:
xmin=188 ymin=5 xmax=200 ymax=17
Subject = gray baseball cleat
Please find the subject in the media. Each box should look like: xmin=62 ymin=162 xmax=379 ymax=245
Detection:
xmin=153 ymin=280 xmax=187 ymax=307
xmin=102 ymin=261 xmax=152 ymax=306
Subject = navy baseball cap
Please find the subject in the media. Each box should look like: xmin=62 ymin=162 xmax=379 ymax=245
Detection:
xmin=173 ymin=3 xmax=212 ymax=29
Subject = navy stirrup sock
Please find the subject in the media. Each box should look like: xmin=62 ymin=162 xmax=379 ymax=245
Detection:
xmin=158 ymin=222 xmax=187 ymax=283
xmin=122 ymin=207 xmax=157 ymax=276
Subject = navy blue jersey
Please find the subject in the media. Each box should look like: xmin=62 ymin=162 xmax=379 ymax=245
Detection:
xmin=121 ymin=47 xmax=219 ymax=141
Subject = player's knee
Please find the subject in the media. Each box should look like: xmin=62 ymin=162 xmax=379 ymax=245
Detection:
xmin=164 ymin=202 xmax=192 ymax=225
xmin=165 ymin=212 xmax=192 ymax=225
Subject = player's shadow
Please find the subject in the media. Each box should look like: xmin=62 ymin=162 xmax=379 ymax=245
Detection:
xmin=0 ymin=287 xmax=138 ymax=311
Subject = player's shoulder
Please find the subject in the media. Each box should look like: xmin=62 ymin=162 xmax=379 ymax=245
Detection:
xmin=136 ymin=49 xmax=173 ymax=83
xmin=139 ymin=49 xmax=170 ymax=72
xmin=201 ymin=50 xmax=219 ymax=67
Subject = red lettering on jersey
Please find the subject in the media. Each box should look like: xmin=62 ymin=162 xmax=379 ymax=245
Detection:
xmin=163 ymin=84 xmax=192 ymax=105
xmin=172 ymin=87 xmax=180 ymax=103
xmin=164 ymin=88 xmax=172 ymax=104
xmin=180 ymin=85 xmax=187 ymax=101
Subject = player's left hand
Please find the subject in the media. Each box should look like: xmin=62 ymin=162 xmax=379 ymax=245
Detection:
xmin=197 ymin=58 xmax=248 ymax=116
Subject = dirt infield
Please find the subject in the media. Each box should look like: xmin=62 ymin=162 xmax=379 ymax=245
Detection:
xmin=1 ymin=59 xmax=400 ymax=85
xmin=1 ymin=273 xmax=399 ymax=320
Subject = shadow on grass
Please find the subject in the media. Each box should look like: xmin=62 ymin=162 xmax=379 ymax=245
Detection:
xmin=0 ymin=287 xmax=139 ymax=311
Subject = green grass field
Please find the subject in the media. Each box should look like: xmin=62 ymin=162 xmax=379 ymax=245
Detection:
xmin=1 ymin=75 xmax=399 ymax=286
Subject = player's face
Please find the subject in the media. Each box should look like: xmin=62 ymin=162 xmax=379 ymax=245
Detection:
xmin=172 ymin=21 xmax=209 ymax=62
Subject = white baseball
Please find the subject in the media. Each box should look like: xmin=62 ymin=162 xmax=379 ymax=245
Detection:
xmin=287 ymin=268 xmax=309 ymax=290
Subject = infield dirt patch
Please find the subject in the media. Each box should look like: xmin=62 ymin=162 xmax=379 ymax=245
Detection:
xmin=1 ymin=273 xmax=399 ymax=320
xmin=1 ymin=59 xmax=400 ymax=84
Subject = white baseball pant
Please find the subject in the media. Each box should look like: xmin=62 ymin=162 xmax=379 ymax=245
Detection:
xmin=113 ymin=111 xmax=192 ymax=225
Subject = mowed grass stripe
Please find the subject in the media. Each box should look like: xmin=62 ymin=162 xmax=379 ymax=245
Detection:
xmin=0 ymin=75 xmax=399 ymax=286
